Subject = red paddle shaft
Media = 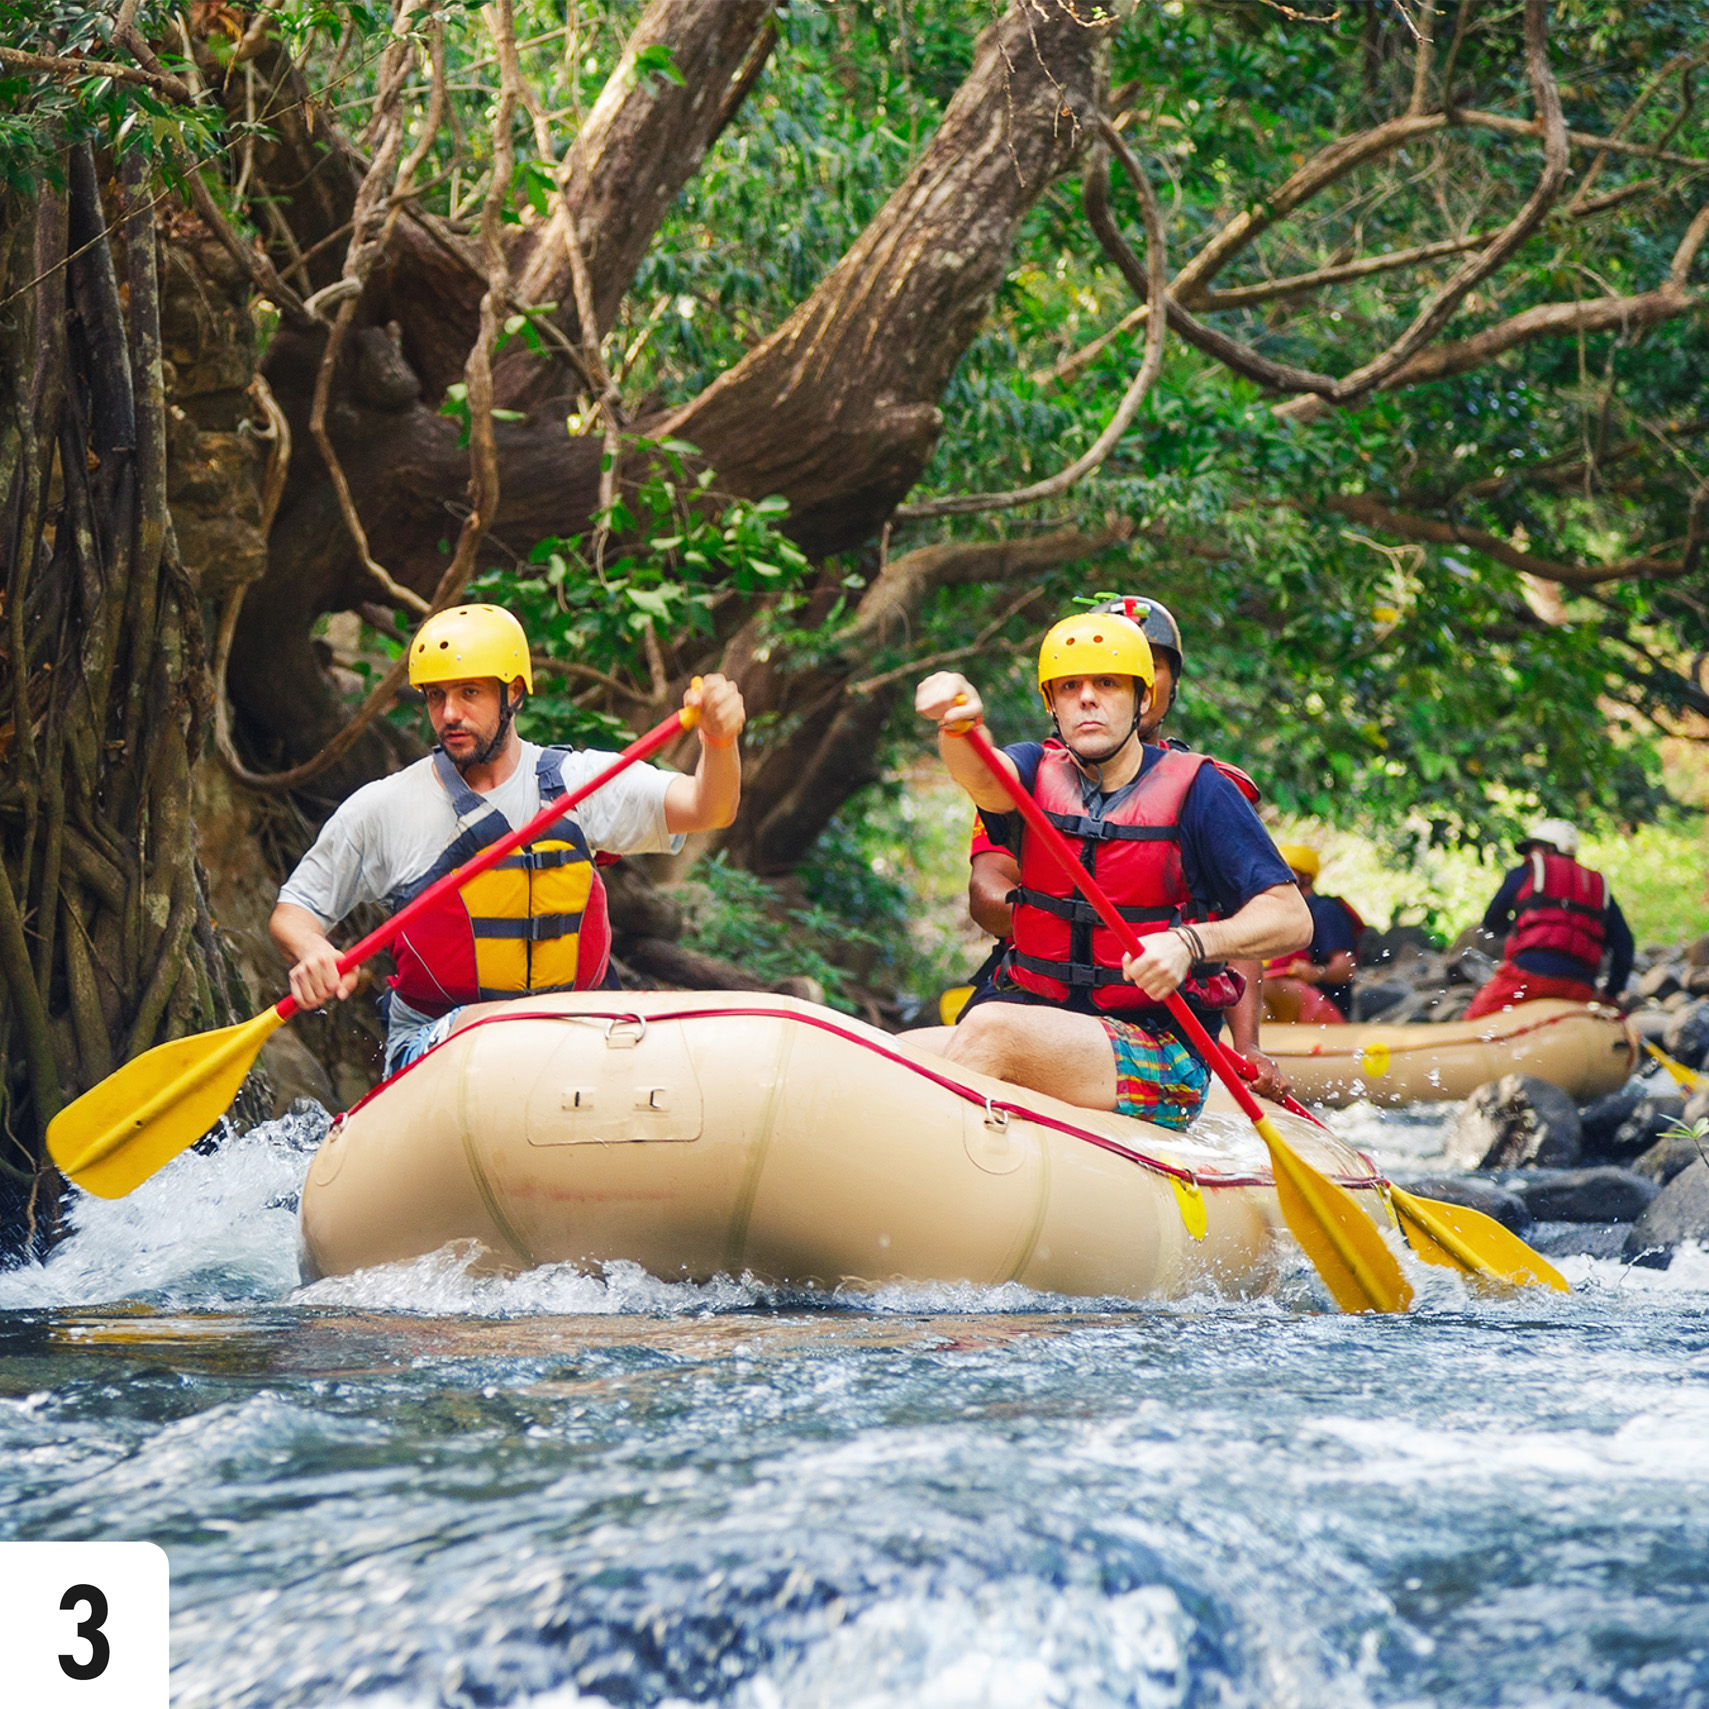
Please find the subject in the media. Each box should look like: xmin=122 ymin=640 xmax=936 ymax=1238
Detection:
xmin=274 ymin=707 xmax=696 ymax=1022
xmin=955 ymin=721 xmax=1277 ymax=1124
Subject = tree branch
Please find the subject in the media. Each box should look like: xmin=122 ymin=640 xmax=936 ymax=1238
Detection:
xmin=1329 ymin=0 xmax=1570 ymax=401
xmin=0 ymin=43 xmax=188 ymax=102
xmin=1321 ymin=492 xmax=1688 ymax=587
xmin=896 ymin=120 xmax=1167 ymax=520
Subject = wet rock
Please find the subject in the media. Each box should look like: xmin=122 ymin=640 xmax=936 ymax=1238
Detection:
xmin=1446 ymin=946 xmax=1498 ymax=988
xmin=1357 ymin=925 xmax=1434 ymax=966
xmin=1687 ymin=934 xmax=1709 ymax=968
xmin=1497 ymin=1166 xmax=1658 ymax=1223
xmin=1352 ymin=982 xmax=1411 ymax=1022
xmin=1577 ymin=1080 xmax=1650 ymax=1152
xmin=1400 ymin=1175 xmax=1532 ymax=1235
xmin=1637 ymin=963 xmax=1684 ymax=1003
xmin=1603 ymin=1092 xmax=1687 ymax=1161
xmin=1384 ymin=988 xmax=1470 ymax=1026
xmin=1663 ymin=1001 xmax=1709 ymax=1070
xmin=1528 ymin=1221 xmax=1634 ymax=1260
xmin=1687 ymin=965 xmax=1709 ymax=997
xmin=1624 ymin=1159 xmax=1709 ymax=1270
xmin=1633 ymin=1132 xmax=1706 ymax=1188
xmin=259 ymin=1029 xmax=336 ymax=1118
xmin=1447 ymin=1075 xmax=1584 ymax=1171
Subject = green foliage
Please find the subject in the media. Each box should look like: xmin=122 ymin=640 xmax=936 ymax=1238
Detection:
xmin=0 ymin=1 xmax=222 ymax=188
xmin=471 ymin=433 xmax=813 ymax=748
xmin=674 ymin=853 xmax=887 ymax=1013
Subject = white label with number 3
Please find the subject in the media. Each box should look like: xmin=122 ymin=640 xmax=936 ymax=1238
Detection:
xmin=0 ymin=1542 xmax=169 ymax=1705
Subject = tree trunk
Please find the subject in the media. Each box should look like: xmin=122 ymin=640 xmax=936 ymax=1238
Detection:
xmin=661 ymin=0 xmax=1115 ymax=557
xmin=0 ymin=161 xmax=257 ymax=1259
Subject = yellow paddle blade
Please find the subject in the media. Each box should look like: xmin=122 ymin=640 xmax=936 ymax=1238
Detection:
xmin=939 ymin=985 xmax=975 ymax=1026
xmin=1388 ymin=1185 xmax=1569 ymax=1294
xmin=1257 ymin=1116 xmax=1413 ymax=1314
xmin=1642 ymin=1038 xmax=1705 ymax=1093
xmin=47 ymin=1008 xmax=288 ymax=1199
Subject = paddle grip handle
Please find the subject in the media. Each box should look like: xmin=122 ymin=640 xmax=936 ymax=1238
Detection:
xmin=956 ymin=724 xmax=1269 ymax=1124
xmin=273 ymin=707 xmax=695 ymax=1024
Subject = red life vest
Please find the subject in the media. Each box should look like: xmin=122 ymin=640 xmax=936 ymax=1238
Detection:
xmin=1505 ymin=851 xmax=1607 ymax=968
xmin=386 ymin=747 xmax=613 ymax=1016
xmin=1004 ymin=746 xmax=1246 ymax=1015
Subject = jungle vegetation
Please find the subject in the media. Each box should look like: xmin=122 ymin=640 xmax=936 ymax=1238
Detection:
xmin=2 ymin=0 xmax=1707 ymax=1239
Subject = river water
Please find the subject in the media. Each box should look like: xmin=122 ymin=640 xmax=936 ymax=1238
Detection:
xmin=4 ymin=1100 xmax=1709 ymax=1709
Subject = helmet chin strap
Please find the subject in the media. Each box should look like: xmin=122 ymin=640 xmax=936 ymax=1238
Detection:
xmin=451 ymin=682 xmax=521 ymax=773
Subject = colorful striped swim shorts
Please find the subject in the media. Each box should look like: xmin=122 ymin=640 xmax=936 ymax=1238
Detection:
xmin=1102 ymin=1015 xmax=1211 ymax=1131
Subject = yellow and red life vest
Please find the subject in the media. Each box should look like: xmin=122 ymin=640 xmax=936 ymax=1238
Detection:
xmin=1003 ymin=746 xmax=1246 ymax=1015
xmin=1507 ymin=851 xmax=1607 ymax=969
xmin=386 ymin=748 xmax=612 ymax=1016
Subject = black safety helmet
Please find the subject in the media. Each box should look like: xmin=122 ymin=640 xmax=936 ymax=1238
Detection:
xmin=1089 ymin=595 xmax=1184 ymax=693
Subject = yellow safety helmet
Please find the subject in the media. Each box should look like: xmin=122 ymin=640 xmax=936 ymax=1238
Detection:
xmin=409 ymin=604 xmax=533 ymax=694
xmin=1277 ymin=844 xmax=1320 ymax=881
xmin=1036 ymin=613 xmax=1154 ymax=712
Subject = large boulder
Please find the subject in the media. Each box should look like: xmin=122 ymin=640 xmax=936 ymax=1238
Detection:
xmin=1663 ymin=1001 xmax=1709 ymax=1071
xmin=1637 ymin=963 xmax=1684 ymax=1004
xmin=1528 ymin=1222 xmax=1634 ymax=1260
xmin=1400 ymin=1175 xmax=1532 ymax=1235
xmin=1578 ymin=1080 xmax=1648 ymax=1151
xmin=1447 ymin=1075 xmax=1584 ymax=1171
xmin=1602 ymin=1092 xmax=1687 ymax=1161
xmin=1633 ymin=1132 xmax=1705 ymax=1188
xmin=1352 ymin=981 xmax=1411 ymax=1022
xmin=1624 ymin=1160 xmax=1709 ymax=1270
xmin=1497 ymin=1166 xmax=1659 ymax=1223
xmin=1358 ymin=925 xmax=1435 ymax=967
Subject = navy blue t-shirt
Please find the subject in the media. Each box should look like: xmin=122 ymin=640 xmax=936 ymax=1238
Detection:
xmin=973 ymin=742 xmax=1295 ymax=1027
xmin=1305 ymin=892 xmax=1360 ymax=1018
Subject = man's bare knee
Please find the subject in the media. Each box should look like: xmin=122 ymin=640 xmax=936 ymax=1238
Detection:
xmin=942 ymin=1005 xmax=1023 ymax=1074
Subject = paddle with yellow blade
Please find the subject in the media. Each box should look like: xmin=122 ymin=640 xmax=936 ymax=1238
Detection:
xmin=1212 ymin=1015 xmax=1568 ymax=1294
xmin=949 ymin=717 xmax=1412 ymax=1314
xmin=1643 ymin=1037 xmax=1705 ymax=1094
xmin=48 ymin=703 xmax=701 ymax=1199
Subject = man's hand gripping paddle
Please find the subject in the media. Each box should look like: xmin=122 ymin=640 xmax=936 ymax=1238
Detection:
xmin=947 ymin=714 xmax=1412 ymax=1313
xmin=49 ymin=704 xmax=701 ymax=1199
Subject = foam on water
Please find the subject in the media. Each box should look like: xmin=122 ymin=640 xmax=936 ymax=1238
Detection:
xmin=8 ymin=1096 xmax=1709 ymax=1709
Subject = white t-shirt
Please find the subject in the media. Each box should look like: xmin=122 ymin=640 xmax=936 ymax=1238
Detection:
xmin=278 ymin=742 xmax=683 ymax=929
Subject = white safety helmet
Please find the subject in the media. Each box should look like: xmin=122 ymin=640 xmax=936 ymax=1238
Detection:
xmin=1519 ymin=818 xmax=1579 ymax=858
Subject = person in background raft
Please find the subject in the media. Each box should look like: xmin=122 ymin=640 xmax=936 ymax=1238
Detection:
xmin=1463 ymin=818 xmax=1633 ymax=1020
xmin=270 ymin=604 xmax=745 ymax=1077
xmin=911 ymin=615 xmax=1311 ymax=1131
xmin=1260 ymin=845 xmax=1364 ymax=1025
xmin=962 ymin=594 xmax=1289 ymax=1097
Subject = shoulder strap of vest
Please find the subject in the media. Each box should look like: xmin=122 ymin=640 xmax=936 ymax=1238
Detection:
xmin=386 ymin=751 xmax=518 ymax=909
xmin=1209 ymin=757 xmax=1261 ymax=805
xmin=535 ymin=744 xmax=573 ymax=802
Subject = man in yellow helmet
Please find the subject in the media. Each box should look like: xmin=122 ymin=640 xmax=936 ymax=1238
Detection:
xmin=270 ymin=604 xmax=745 ymax=1076
xmin=962 ymin=592 xmax=1288 ymax=1096
xmin=913 ymin=614 xmax=1310 ymax=1130
xmin=1261 ymin=845 xmax=1364 ymax=1024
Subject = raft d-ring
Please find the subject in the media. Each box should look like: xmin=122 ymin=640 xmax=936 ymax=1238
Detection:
xmin=604 ymin=1013 xmax=648 ymax=1049
xmin=1170 ymin=1174 xmax=1208 ymax=1241
xmin=983 ymin=1098 xmax=1011 ymax=1133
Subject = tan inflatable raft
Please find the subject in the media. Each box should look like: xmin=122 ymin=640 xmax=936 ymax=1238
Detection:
xmin=1264 ymin=998 xmax=1636 ymax=1108
xmin=298 ymin=992 xmax=1395 ymax=1302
